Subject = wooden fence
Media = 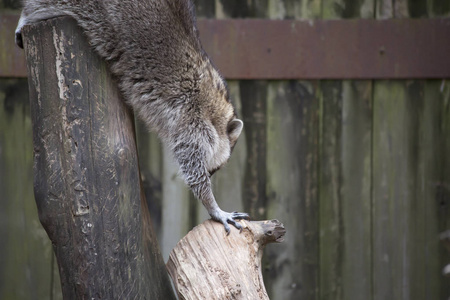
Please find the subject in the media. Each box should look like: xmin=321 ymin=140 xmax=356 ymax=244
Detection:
xmin=1 ymin=0 xmax=450 ymax=299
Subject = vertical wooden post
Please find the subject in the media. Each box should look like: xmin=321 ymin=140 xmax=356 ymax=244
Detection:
xmin=22 ymin=17 xmax=176 ymax=299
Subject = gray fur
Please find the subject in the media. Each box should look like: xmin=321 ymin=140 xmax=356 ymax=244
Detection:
xmin=16 ymin=0 xmax=248 ymax=232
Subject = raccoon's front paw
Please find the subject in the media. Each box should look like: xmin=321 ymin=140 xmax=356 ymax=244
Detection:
xmin=211 ymin=209 xmax=250 ymax=234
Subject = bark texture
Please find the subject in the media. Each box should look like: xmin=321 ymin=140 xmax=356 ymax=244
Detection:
xmin=22 ymin=17 xmax=176 ymax=299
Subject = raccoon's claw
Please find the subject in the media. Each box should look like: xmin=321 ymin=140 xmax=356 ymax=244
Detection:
xmin=231 ymin=211 xmax=250 ymax=220
xmin=211 ymin=210 xmax=250 ymax=235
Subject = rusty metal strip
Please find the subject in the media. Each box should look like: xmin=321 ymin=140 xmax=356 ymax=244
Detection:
xmin=1 ymin=13 xmax=450 ymax=79
xmin=197 ymin=18 xmax=450 ymax=79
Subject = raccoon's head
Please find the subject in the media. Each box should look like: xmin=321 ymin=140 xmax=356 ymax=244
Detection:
xmin=205 ymin=116 xmax=243 ymax=176
xmin=200 ymin=68 xmax=243 ymax=176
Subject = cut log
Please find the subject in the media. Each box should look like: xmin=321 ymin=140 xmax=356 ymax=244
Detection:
xmin=167 ymin=219 xmax=286 ymax=299
xmin=22 ymin=17 xmax=176 ymax=299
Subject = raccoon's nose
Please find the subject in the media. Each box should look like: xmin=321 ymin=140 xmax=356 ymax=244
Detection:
xmin=208 ymin=167 xmax=220 ymax=177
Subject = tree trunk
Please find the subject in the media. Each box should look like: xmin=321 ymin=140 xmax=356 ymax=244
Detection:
xmin=167 ymin=219 xmax=286 ymax=299
xmin=22 ymin=17 xmax=176 ymax=299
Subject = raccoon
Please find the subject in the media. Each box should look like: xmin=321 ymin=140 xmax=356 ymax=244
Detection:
xmin=16 ymin=0 xmax=249 ymax=233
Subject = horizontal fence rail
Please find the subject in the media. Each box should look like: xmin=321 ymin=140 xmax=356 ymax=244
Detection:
xmin=1 ymin=13 xmax=450 ymax=79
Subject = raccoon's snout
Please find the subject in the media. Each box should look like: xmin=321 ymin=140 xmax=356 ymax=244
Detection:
xmin=208 ymin=167 xmax=220 ymax=177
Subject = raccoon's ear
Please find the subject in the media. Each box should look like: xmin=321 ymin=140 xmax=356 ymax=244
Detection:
xmin=227 ymin=119 xmax=243 ymax=141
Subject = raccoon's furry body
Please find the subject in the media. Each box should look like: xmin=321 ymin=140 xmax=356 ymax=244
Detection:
xmin=16 ymin=0 xmax=248 ymax=232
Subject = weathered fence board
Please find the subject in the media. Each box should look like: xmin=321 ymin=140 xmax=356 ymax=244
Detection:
xmin=319 ymin=80 xmax=374 ymax=300
xmin=372 ymin=80 xmax=447 ymax=300
xmin=440 ymin=80 xmax=450 ymax=298
xmin=266 ymin=80 xmax=321 ymax=300
xmin=135 ymin=126 xmax=164 ymax=239
xmin=319 ymin=1 xmax=374 ymax=299
xmin=373 ymin=82 xmax=412 ymax=299
xmin=319 ymin=80 xmax=344 ymax=299
xmin=265 ymin=3 xmax=321 ymax=298
xmin=371 ymin=2 xmax=448 ymax=299
xmin=241 ymin=81 xmax=268 ymax=220
xmin=339 ymin=81 xmax=373 ymax=298
xmin=161 ymin=144 xmax=191 ymax=261
xmin=0 ymin=79 xmax=61 ymax=299
xmin=420 ymin=81 xmax=446 ymax=299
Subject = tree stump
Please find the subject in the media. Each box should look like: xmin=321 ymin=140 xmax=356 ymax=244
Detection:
xmin=167 ymin=219 xmax=286 ymax=299
xmin=22 ymin=17 xmax=176 ymax=299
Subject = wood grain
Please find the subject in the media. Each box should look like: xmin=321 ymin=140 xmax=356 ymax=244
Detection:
xmin=167 ymin=219 xmax=285 ymax=300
